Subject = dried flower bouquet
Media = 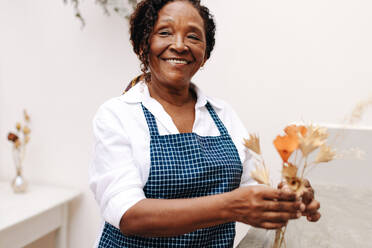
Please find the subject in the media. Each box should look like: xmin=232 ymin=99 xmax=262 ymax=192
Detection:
xmin=7 ymin=110 xmax=31 ymax=193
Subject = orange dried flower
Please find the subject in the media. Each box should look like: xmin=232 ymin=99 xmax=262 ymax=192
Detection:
xmin=284 ymin=125 xmax=307 ymax=137
xmin=273 ymin=134 xmax=299 ymax=162
xmin=7 ymin=133 xmax=19 ymax=142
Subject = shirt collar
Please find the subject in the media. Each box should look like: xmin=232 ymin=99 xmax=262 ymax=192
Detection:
xmin=120 ymin=80 xmax=223 ymax=110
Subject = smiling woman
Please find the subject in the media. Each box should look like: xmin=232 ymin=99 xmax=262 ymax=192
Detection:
xmin=89 ymin=0 xmax=320 ymax=247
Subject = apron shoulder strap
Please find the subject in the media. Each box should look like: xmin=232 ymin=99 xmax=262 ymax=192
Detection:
xmin=205 ymin=102 xmax=228 ymax=136
xmin=141 ymin=104 xmax=160 ymax=137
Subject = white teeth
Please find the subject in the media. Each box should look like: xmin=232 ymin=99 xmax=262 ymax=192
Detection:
xmin=166 ymin=59 xmax=188 ymax=64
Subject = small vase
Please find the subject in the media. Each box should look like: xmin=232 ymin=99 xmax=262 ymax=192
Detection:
xmin=11 ymin=168 xmax=28 ymax=193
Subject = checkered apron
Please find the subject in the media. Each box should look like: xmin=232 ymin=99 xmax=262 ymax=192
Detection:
xmin=98 ymin=102 xmax=242 ymax=248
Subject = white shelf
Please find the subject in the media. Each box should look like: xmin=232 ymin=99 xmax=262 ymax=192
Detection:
xmin=0 ymin=182 xmax=80 ymax=248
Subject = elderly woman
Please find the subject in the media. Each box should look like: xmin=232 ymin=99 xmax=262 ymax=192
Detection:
xmin=90 ymin=0 xmax=320 ymax=247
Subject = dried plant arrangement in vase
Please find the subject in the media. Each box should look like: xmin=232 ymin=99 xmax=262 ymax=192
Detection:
xmin=7 ymin=110 xmax=31 ymax=193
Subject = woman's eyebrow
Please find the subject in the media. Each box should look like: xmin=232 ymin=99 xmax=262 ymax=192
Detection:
xmin=188 ymin=25 xmax=204 ymax=34
xmin=158 ymin=18 xmax=174 ymax=24
xmin=157 ymin=18 xmax=204 ymax=35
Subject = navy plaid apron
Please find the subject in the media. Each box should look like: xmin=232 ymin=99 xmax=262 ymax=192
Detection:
xmin=98 ymin=102 xmax=242 ymax=248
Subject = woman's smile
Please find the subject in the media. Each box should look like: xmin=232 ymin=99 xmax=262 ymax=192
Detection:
xmin=162 ymin=58 xmax=190 ymax=65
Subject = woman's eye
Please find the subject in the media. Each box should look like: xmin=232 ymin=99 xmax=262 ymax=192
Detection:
xmin=188 ymin=35 xmax=200 ymax=40
xmin=159 ymin=31 xmax=171 ymax=36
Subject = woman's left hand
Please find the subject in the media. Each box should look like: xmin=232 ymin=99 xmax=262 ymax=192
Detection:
xmin=278 ymin=179 xmax=321 ymax=222
xmin=301 ymin=179 xmax=321 ymax=222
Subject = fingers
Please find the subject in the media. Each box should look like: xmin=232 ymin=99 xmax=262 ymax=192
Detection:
xmin=302 ymin=199 xmax=321 ymax=222
xmin=303 ymin=199 xmax=320 ymax=216
xmin=306 ymin=199 xmax=320 ymax=213
xmin=276 ymin=179 xmax=322 ymax=223
xmin=248 ymin=211 xmax=301 ymax=229
xmin=260 ymin=221 xmax=287 ymax=230
xmin=264 ymin=200 xmax=304 ymax=212
xmin=302 ymin=187 xmax=314 ymax=205
xmin=307 ymin=212 xmax=321 ymax=222
xmin=261 ymin=211 xmax=301 ymax=223
xmin=262 ymin=188 xmax=298 ymax=202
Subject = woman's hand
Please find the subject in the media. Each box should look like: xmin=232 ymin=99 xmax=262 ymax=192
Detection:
xmin=301 ymin=179 xmax=321 ymax=222
xmin=227 ymin=185 xmax=305 ymax=229
xmin=278 ymin=179 xmax=321 ymax=222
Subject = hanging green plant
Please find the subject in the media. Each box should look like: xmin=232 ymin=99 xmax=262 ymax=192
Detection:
xmin=64 ymin=0 xmax=138 ymax=27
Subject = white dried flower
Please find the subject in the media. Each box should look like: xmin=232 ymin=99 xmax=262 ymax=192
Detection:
xmin=348 ymin=96 xmax=372 ymax=124
xmin=298 ymin=125 xmax=329 ymax=157
xmin=243 ymin=134 xmax=261 ymax=155
xmin=336 ymin=147 xmax=366 ymax=160
xmin=251 ymin=165 xmax=270 ymax=186
xmin=315 ymin=144 xmax=336 ymax=163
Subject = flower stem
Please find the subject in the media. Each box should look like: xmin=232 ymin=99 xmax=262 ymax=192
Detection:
xmin=293 ymin=149 xmax=298 ymax=165
xmin=273 ymin=228 xmax=282 ymax=248
xmin=300 ymin=156 xmax=308 ymax=180
xmin=278 ymin=226 xmax=287 ymax=247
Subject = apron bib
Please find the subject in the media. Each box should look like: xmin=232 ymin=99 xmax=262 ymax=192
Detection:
xmin=98 ymin=102 xmax=242 ymax=248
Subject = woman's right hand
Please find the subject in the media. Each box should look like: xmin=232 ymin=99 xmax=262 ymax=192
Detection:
xmin=227 ymin=185 xmax=305 ymax=229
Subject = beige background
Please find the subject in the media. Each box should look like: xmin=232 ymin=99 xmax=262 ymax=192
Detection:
xmin=0 ymin=0 xmax=371 ymax=247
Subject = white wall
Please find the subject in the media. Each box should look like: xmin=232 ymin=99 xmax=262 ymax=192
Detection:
xmin=201 ymin=0 xmax=372 ymax=180
xmin=0 ymin=0 xmax=139 ymax=247
xmin=0 ymin=0 xmax=371 ymax=247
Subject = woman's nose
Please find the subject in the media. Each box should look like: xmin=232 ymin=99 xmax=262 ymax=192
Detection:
xmin=170 ymin=35 xmax=188 ymax=53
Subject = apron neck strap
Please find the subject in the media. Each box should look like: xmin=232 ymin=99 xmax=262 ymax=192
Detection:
xmin=141 ymin=102 xmax=228 ymax=137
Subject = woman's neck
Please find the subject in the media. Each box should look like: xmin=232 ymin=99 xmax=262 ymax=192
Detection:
xmin=147 ymin=81 xmax=196 ymax=107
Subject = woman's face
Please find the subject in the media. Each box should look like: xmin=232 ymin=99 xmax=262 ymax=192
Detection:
xmin=148 ymin=0 xmax=207 ymax=89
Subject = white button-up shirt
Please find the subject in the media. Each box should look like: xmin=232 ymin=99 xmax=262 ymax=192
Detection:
xmin=89 ymin=81 xmax=257 ymax=230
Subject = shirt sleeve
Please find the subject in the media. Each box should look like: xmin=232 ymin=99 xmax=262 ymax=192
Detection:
xmin=220 ymin=103 xmax=258 ymax=187
xmin=89 ymin=103 xmax=146 ymax=229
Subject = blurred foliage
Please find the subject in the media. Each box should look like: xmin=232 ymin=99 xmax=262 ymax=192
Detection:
xmin=64 ymin=0 xmax=138 ymax=27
